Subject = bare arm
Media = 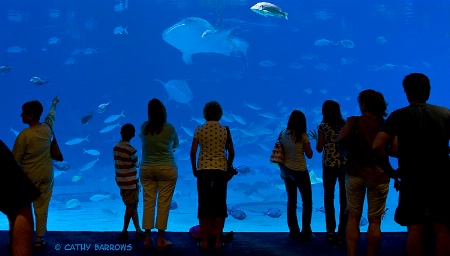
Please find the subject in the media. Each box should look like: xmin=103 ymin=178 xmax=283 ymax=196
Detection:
xmin=44 ymin=96 xmax=59 ymax=127
xmin=372 ymin=131 xmax=392 ymax=158
xmin=190 ymin=138 xmax=199 ymax=176
xmin=303 ymin=141 xmax=313 ymax=159
xmin=226 ymin=138 xmax=235 ymax=168
xmin=172 ymin=129 xmax=179 ymax=149
xmin=316 ymin=130 xmax=325 ymax=153
xmin=337 ymin=116 xmax=356 ymax=142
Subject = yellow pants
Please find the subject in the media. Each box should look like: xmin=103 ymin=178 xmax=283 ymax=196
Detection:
xmin=140 ymin=166 xmax=177 ymax=230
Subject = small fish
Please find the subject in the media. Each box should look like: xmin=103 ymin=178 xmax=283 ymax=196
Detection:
xmin=304 ymin=88 xmax=313 ymax=94
xmin=231 ymin=113 xmax=247 ymax=125
xmin=97 ymin=101 xmax=111 ymax=113
xmin=236 ymin=165 xmax=251 ymax=174
xmin=229 ymin=209 xmax=247 ymax=220
xmin=114 ymin=2 xmax=125 ymax=12
xmin=104 ymin=111 xmax=125 ymax=123
xmin=7 ymin=46 xmax=27 ymax=53
xmin=170 ymin=200 xmax=178 ymax=210
xmin=258 ymin=112 xmax=276 ymax=119
xmin=30 ymin=76 xmax=48 ymax=85
xmin=190 ymin=116 xmax=205 ymax=124
xmin=83 ymin=48 xmax=97 ymax=54
xmin=227 ymin=204 xmax=237 ymax=212
xmin=181 ymin=126 xmax=194 ymax=137
xmin=315 ymin=206 xmax=325 ymax=214
xmin=250 ymin=2 xmax=288 ymax=20
xmin=79 ymin=158 xmax=99 ymax=171
xmin=221 ymin=112 xmax=234 ymax=123
xmin=89 ymin=194 xmax=111 ymax=201
xmin=243 ymin=102 xmax=262 ymax=110
xmin=314 ymin=39 xmax=335 ymax=46
xmin=54 ymin=161 xmax=70 ymax=171
xmin=0 ymin=65 xmax=13 ymax=73
xmin=48 ymin=37 xmax=61 ymax=44
xmin=264 ymin=208 xmax=283 ymax=218
xmin=81 ymin=111 xmax=94 ymax=125
xmin=64 ymin=199 xmax=81 ymax=209
xmin=360 ymin=216 xmax=368 ymax=226
xmin=101 ymin=208 xmax=118 ymax=217
xmin=113 ymin=26 xmax=128 ymax=35
xmin=99 ymin=122 xmax=121 ymax=133
xmin=83 ymin=149 xmax=100 ymax=156
xmin=65 ymin=136 xmax=90 ymax=145
xmin=71 ymin=175 xmax=83 ymax=182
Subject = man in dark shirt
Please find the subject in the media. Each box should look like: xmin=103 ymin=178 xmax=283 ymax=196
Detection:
xmin=373 ymin=73 xmax=450 ymax=256
xmin=0 ymin=139 xmax=40 ymax=256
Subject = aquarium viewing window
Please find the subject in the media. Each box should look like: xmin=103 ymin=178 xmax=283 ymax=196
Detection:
xmin=1 ymin=0 xmax=448 ymax=233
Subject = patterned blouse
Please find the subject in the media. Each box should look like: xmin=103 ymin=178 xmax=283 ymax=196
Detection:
xmin=318 ymin=122 xmax=345 ymax=168
xmin=193 ymin=121 xmax=228 ymax=171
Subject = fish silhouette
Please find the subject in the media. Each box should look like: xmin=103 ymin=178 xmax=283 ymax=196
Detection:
xmin=162 ymin=17 xmax=248 ymax=65
xmin=155 ymin=79 xmax=193 ymax=104
xmin=229 ymin=209 xmax=247 ymax=220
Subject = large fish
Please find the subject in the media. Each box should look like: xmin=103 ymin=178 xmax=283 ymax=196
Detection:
xmin=162 ymin=17 xmax=249 ymax=64
xmin=155 ymin=79 xmax=193 ymax=104
xmin=250 ymin=2 xmax=288 ymax=20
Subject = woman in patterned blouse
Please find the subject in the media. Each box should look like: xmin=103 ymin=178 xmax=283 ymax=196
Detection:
xmin=310 ymin=100 xmax=347 ymax=243
xmin=190 ymin=101 xmax=235 ymax=251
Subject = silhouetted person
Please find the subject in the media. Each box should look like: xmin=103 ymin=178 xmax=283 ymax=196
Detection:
xmin=12 ymin=96 xmax=59 ymax=248
xmin=310 ymin=100 xmax=347 ymax=243
xmin=373 ymin=73 xmax=450 ymax=256
xmin=190 ymin=101 xmax=235 ymax=251
xmin=338 ymin=89 xmax=390 ymax=256
xmin=140 ymin=99 xmax=179 ymax=250
xmin=113 ymin=123 xmax=144 ymax=241
xmin=0 ymin=140 xmax=40 ymax=256
xmin=279 ymin=110 xmax=315 ymax=241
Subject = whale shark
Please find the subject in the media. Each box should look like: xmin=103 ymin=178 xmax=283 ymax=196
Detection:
xmin=162 ymin=17 xmax=249 ymax=64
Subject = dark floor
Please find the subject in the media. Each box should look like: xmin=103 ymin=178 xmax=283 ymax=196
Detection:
xmin=0 ymin=231 xmax=412 ymax=256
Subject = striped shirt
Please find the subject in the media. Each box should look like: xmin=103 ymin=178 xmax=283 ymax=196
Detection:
xmin=113 ymin=141 xmax=138 ymax=189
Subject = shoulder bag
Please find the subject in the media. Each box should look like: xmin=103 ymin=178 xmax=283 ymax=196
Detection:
xmin=45 ymin=122 xmax=64 ymax=162
xmin=270 ymin=130 xmax=285 ymax=164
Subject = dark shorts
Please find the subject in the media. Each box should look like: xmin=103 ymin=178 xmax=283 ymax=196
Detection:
xmin=394 ymin=176 xmax=450 ymax=226
xmin=0 ymin=140 xmax=40 ymax=216
xmin=120 ymin=185 xmax=140 ymax=205
xmin=196 ymin=170 xmax=228 ymax=219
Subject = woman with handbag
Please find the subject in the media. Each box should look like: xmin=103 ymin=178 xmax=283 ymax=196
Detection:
xmin=309 ymin=100 xmax=347 ymax=243
xmin=279 ymin=110 xmax=314 ymax=241
xmin=337 ymin=89 xmax=389 ymax=256
xmin=190 ymin=101 xmax=235 ymax=251
xmin=12 ymin=96 xmax=59 ymax=248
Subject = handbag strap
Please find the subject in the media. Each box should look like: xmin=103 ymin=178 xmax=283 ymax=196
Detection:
xmin=44 ymin=122 xmax=56 ymax=138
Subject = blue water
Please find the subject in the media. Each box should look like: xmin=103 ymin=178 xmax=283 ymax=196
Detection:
xmin=1 ymin=0 xmax=448 ymax=232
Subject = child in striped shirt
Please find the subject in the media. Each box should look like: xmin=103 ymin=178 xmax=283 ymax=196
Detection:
xmin=113 ymin=123 xmax=144 ymax=240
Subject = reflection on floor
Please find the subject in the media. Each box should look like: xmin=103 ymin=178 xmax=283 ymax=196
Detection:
xmin=0 ymin=231 xmax=415 ymax=256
